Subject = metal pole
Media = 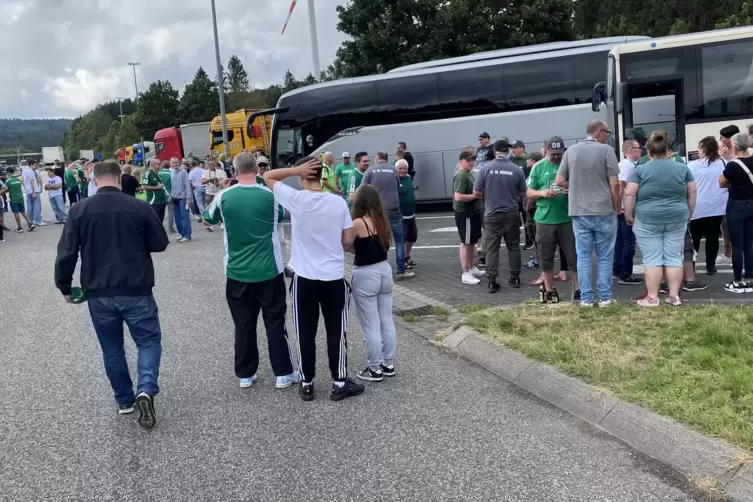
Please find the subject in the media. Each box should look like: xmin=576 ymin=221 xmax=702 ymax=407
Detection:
xmin=127 ymin=62 xmax=145 ymax=166
xmin=307 ymin=0 xmax=321 ymax=76
xmin=118 ymin=99 xmax=124 ymax=124
xmin=211 ymin=0 xmax=230 ymax=158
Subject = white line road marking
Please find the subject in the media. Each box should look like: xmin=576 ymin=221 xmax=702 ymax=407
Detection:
xmin=415 ymin=215 xmax=454 ymax=220
xmin=428 ymin=227 xmax=457 ymax=233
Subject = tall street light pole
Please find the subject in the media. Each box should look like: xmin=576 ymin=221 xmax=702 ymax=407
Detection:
xmin=210 ymin=0 xmax=229 ymax=158
xmin=127 ymin=62 xmax=145 ymax=166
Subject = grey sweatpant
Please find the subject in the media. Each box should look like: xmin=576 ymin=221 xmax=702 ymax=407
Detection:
xmin=166 ymin=202 xmax=176 ymax=233
xmin=351 ymin=260 xmax=397 ymax=371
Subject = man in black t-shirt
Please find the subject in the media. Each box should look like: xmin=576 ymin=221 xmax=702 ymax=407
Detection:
xmin=121 ymin=164 xmax=142 ymax=197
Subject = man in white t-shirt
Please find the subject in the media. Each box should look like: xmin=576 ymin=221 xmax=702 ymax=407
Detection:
xmin=22 ymin=159 xmax=44 ymax=225
xmin=263 ymin=156 xmax=363 ymax=402
xmin=188 ymin=161 xmax=205 ymax=221
xmin=614 ymin=139 xmax=643 ymax=285
xmin=44 ymin=168 xmax=67 ymax=223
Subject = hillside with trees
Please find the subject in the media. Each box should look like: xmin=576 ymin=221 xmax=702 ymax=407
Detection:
xmin=0 ymin=119 xmax=73 ymax=154
xmin=57 ymin=0 xmax=753 ymax=159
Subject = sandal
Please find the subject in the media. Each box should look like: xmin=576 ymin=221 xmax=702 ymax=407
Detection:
xmin=637 ymin=296 xmax=660 ymax=307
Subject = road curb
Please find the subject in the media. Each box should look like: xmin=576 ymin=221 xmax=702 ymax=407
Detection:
xmin=431 ymin=323 xmax=753 ymax=501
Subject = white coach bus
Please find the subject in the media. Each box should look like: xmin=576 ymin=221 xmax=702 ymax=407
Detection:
xmin=593 ymin=26 xmax=753 ymax=161
xmin=248 ymin=37 xmax=647 ymax=202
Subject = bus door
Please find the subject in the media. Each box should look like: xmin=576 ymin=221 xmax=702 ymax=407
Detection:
xmin=623 ymin=79 xmax=685 ymax=157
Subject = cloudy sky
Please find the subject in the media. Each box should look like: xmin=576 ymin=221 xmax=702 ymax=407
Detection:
xmin=2 ymin=0 xmax=348 ymax=119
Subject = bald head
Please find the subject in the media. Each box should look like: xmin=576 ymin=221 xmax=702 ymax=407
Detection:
xmin=587 ymin=120 xmax=606 ymax=135
xmin=123 ymin=164 xmax=132 ymax=174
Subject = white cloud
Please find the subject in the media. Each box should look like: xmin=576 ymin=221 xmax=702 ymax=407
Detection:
xmin=1 ymin=0 xmax=348 ymax=118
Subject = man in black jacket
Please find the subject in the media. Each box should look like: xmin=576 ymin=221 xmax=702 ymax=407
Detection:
xmin=55 ymin=161 xmax=169 ymax=429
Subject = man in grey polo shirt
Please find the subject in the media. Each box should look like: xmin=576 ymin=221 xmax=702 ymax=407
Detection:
xmin=473 ymin=140 xmax=527 ymax=293
xmin=556 ymin=119 xmax=620 ymax=307
xmin=362 ymin=151 xmax=414 ymax=279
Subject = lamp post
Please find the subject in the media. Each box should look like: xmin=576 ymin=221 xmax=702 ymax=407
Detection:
xmin=126 ymin=62 xmax=145 ymax=166
xmin=210 ymin=0 xmax=229 ymax=158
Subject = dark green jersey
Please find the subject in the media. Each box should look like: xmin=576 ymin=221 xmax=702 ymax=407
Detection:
xmin=142 ymin=170 xmax=167 ymax=205
xmin=5 ymin=175 xmax=23 ymax=203
xmin=159 ymin=169 xmax=173 ymax=195
xmin=64 ymin=170 xmax=78 ymax=191
xmin=453 ymin=169 xmax=476 ymax=214
xmin=398 ymin=177 xmax=416 ymax=217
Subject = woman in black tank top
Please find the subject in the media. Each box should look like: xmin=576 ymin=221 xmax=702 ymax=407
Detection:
xmin=349 ymin=185 xmax=398 ymax=382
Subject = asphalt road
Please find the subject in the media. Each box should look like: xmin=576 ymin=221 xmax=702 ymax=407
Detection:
xmin=0 ymin=198 xmax=710 ymax=501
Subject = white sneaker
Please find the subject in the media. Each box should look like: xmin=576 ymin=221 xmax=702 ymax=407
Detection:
xmin=469 ymin=266 xmax=485 ymax=277
xmin=598 ymin=299 xmax=617 ymax=308
xmin=221 ymin=223 xmax=224 ymax=230
xmin=462 ymin=272 xmax=480 ymax=285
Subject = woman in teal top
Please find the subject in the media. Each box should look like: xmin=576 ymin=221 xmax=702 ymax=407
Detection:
xmin=623 ymin=130 xmax=697 ymax=307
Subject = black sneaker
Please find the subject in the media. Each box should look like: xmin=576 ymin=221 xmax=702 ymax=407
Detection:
xmin=684 ymin=280 xmax=708 ymax=292
xmin=572 ymin=289 xmax=582 ymax=302
xmin=618 ymin=276 xmax=644 ymax=285
xmin=488 ymin=281 xmax=501 ymax=294
xmin=330 ymin=378 xmax=365 ymax=401
xmin=118 ymin=403 xmax=134 ymax=415
xmin=1 ymin=225 xmax=9 ymax=231
xmin=659 ymin=282 xmax=669 ymax=294
xmin=478 ymin=256 xmax=486 ymax=267
xmin=725 ymin=281 xmax=748 ymax=294
xmin=380 ymin=364 xmax=395 ymax=377
xmin=524 ymin=240 xmax=534 ymax=250
xmin=707 ymin=266 xmax=718 ymax=276
xmin=509 ymin=276 xmax=521 ymax=289
xmin=135 ymin=392 xmax=156 ymax=429
xmin=300 ymin=382 xmax=314 ymax=401
xmin=28 ymin=224 xmax=35 ymax=232
xmin=356 ymin=367 xmax=384 ymax=382
xmin=15 ymin=227 xmax=23 ymax=233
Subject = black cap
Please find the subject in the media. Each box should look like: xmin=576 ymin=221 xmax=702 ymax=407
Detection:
xmin=479 ymin=132 xmax=490 ymax=139
xmin=528 ymin=152 xmax=543 ymax=163
xmin=547 ymin=136 xmax=566 ymax=154
xmin=511 ymin=140 xmax=525 ymax=149
xmin=720 ymin=125 xmax=740 ymax=139
xmin=459 ymin=150 xmax=474 ymax=162
xmin=493 ymin=139 xmax=510 ymax=152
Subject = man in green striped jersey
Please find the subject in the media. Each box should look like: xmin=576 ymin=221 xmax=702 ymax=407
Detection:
xmin=142 ymin=159 xmax=167 ymax=223
xmin=202 ymin=152 xmax=299 ymax=390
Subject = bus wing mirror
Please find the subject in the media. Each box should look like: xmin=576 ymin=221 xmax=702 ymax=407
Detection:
xmin=615 ymin=82 xmax=626 ymax=114
xmin=245 ymin=106 xmax=290 ymax=138
xmin=592 ymin=81 xmax=605 ymax=112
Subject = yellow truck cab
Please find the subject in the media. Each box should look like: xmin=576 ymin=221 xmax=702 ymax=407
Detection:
xmin=210 ymin=109 xmax=272 ymax=158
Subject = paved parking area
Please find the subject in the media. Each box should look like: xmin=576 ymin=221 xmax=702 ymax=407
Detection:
xmin=0 ymin=198 xmax=711 ymax=501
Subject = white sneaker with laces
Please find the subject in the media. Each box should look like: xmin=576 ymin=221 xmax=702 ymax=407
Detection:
xmin=462 ymin=272 xmax=480 ymax=285
xmin=469 ymin=267 xmax=485 ymax=277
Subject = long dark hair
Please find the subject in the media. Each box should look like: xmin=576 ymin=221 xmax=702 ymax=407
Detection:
xmin=698 ymin=136 xmax=721 ymax=163
xmin=351 ymin=184 xmax=391 ymax=252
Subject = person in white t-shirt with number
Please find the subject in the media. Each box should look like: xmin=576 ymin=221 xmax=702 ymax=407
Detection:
xmin=44 ymin=168 xmax=67 ymax=223
xmin=263 ymin=156 xmax=364 ymax=403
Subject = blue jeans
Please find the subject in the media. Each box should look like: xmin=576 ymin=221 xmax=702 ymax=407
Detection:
xmin=26 ymin=193 xmax=42 ymax=224
xmin=173 ymin=199 xmax=192 ymax=239
xmin=572 ymin=214 xmax=618 ymax=303
xmin=194 ymin=188 xmax=206 ymax=214
xmin=49 ymin=195 xmax=67 ymax=222
xmin=726 ymin=199 xmax=753 ymax=282
xmin=88 ymin=295 xmax=162 ymax=406
xmin=613 ymin=214 xmax=636 ymax=279
xmin=388 ymin=210 xmax=406 ymax=273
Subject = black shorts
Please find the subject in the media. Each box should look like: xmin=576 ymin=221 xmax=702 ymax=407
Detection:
xmin=536 ymin=221 xmax=577 ymax=273
xmin=455 ymin=212 xmax=482 ymax=245
xmin=403 ymin=217 xmax=418 ymax=243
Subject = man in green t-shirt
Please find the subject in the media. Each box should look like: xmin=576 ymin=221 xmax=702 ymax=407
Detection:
xmin=4 ymin=167 xmax=33 ymax=231
xmin=142 ymin=158 xmax=167 ymax=222
xmin=526 ymin=136 xmax=579 ymax=303
xmin=335 ymin=152 xmax=354 ymax=200
xmin=453 ymin=151 xmax=485 ymax=285
xmin=160 ymin=160 xmax=177 ymax=234
xmin=397 ymin=159 xmax=418 ymax=269
xmin=65 ymin=164 xmax=81 ymax=204
xmin=77 ymin=164 xmax=88 ymax=199
xmin=346 ymin=152 xmax=369 ymax=209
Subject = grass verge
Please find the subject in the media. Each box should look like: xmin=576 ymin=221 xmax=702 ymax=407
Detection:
xmin=467 ymin=304 xmax=753 ymax=451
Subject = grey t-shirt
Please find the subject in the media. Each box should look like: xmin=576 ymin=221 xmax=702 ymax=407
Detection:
xmin=472 ymin=158 xmax=526 ymax=216
xmin=556 ymin=140 xmax=619 ymax=217
xmin=362 ymin=163 xmax=400 ymax=211
xmin=629 ymin=159 xmax=694 ymax=224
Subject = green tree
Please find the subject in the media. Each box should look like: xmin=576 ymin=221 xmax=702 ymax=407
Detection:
xmin=134 ymin=80 xmax=180 ymax=139
xmin=180 ymin=67 xmax=220 ymax=123
xmin=227 ymin=55 xmax=249 ymax=93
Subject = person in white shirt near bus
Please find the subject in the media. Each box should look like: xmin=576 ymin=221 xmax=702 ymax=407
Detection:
xmin=613 ymin=139 xmax=643 ymax=285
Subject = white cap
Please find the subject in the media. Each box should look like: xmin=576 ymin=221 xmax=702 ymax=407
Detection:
xmin=257 ymin=156 xmax=269 ymax=164
xmin=342 ymin=152 xmax=350 ymax=158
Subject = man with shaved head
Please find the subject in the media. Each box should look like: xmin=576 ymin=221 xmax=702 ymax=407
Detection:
xmin=556 ymin=119 xmax=620 ymax=307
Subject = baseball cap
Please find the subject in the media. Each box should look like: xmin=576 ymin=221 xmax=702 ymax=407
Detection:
xmin=257 ymin=156 xmax=269 ymax=165
xmin=493 ymin=139 xmax=510 ymax=152
xmin=528 ymin=152 xmax=543 ymax=163
xmin=511 ymin=140 xmax=525 ymax=149
xmin=342 ymin=152 xmax=350 ymax=158
xmin=479 ymin=132 xmax=490 ymax=139
xmin=720 ymin=125 xmax=740 ymax=139
xmin=547 ymin=136 xmax=566 ymax=154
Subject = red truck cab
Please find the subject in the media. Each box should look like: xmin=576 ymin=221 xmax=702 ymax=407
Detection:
xmin=154 ymin=127 xmax=184 ymax=161
xmin=115 ymin=148 xmax=127 ymax=163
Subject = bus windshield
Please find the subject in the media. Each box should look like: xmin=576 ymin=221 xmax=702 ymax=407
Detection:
xmin=275 ymin=127 xmax=303 ymax=168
